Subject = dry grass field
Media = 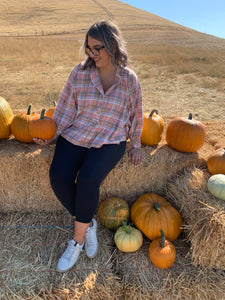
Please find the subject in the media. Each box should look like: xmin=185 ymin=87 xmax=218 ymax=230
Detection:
xmin=1 ymin=0 xmax=225 ymax=299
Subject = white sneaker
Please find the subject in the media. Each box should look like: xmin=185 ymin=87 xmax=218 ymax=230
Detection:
xmin=57 ymin=239 xmax=84 ymax=272
xmin=85 ymin=219 xmax=98 ymax=258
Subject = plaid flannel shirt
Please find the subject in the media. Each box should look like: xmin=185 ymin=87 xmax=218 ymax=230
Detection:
xmin=53 ymin=62 xmax=143 ymax=148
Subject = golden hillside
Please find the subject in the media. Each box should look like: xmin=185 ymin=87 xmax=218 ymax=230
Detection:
xmin=1 ymin=0 xmax=188 ymax=36
xmin=1 ymin=0 xmax=225 ymax=48
xmin=0 ymin=0 xmax=225 ymax=122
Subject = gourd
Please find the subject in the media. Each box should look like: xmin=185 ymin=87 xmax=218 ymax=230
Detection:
xmin=30 ymin=109 xmax=56 ymax=140
xmin=45 ymin=101 xmax=57 ymax=118
xmin=207 ymin=148 xmax=225 ymax=175
xmin=141 ymin=109 xmax=165 ymax=146
xmin=149 ymin=230 xmax=176 ymax=269
xmin=11 ymin=104 xmax=39 ymax=143
xmin=98 ymin=197 xmax=130 ymax=231
xmin=0 ymin=96 xmax=14 ymax=139
xmin=165 ymin=113 xmax=206 ymax=152
xmin=114 ymin=222 xmax=143 ymax=252
xmin=131 ymin=193 xmax=182 ymax=241
xmin=207 ymin=174 xmax=225 ymax=201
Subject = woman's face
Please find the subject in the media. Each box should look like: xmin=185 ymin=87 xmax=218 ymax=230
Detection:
xmin=87 ymin=36 xmax=112 ymax=69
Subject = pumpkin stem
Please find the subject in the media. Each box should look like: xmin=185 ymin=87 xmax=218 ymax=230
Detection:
xmin=40 ymin=109 xmax=46 ymax=119
xmin=122 ymin=221 xmax=130 ymax=234
xmin=188 ymin=113 xmax=192 ymax=120
xmin=153 ymin=203 xmax=160 ymax=211
xmin=53 ymin=101 xmax=57 ymax=106
xmin=160 ymin=230 xmax=165 ymax=248
xmin=114 ymin=202 xmax=121 ymax=209
xmin=149 ymin=109 xmax=158 ymax=118
xmin=27 ymin=104 xmax=32 ymax=115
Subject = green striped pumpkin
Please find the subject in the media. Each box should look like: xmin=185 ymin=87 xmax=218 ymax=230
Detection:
xmin=98 ymin=197 xmax=130 ymax=231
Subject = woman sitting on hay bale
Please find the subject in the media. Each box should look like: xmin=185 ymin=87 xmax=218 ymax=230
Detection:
xmin=33 ymin=20 xmax=143 ymax=272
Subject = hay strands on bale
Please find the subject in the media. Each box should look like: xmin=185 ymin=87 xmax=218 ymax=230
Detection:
xmin=166 ymin=165 xmax=225 ymax=270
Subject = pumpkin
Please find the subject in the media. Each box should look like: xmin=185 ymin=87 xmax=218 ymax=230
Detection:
xmin=30 ymin=109 xmax=56 ymax=140
xmin=207 ymin=174 xmax=225 ymax=201
xmin=98 ymin=197 xmax=130 ymax=231
xmin=207 ymin=148 xmax=225 ymax=175
xmin=165 ymin=113 xmax=206 ymax=153
xmin=0 ymin=96 xmax=14 ymax=139
xmin=114 ymin=222 xmax=143 ymax=252
xmin=45 ymin=101 xmax=57 ymax=118
xmin=131 ymin=193 xmax=182 ymax=241
xmin=11 ymin=104 xmax=39 ymax=143
xmin=141 ymin=109 xmax=165 ymax=146
xmin=149 ymin=230 xmax=176 ymax=269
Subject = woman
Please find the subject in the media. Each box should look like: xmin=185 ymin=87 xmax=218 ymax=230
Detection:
xmin=34 ymin=20 xmax=143 ymax=272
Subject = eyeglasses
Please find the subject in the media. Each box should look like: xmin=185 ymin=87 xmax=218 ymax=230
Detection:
xmin=85 ymin=45 xmax=105 ymax=56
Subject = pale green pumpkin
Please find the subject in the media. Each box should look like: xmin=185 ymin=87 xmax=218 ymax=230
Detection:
xmin=114 ymin=223 xmax=143 ymax=252
xmin=207 ymin=174 xmax=225 ymax=201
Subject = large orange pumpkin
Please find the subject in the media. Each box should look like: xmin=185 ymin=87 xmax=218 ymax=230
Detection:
xmin=207 ymin=148 xmax=225 ymax=175
xmin=165 ymin=113 xmax=206 ymax=153
xmin=45 ymin=101 xmax=57 ymax=118
xmin=0 ymin=96 xmax=14 ymax=139
xmin=30 ymin=109 xmax=56 ymax=140
xmin=149 ymin=230 xmax=176 ymax=269
xmin=11 ymin=104 xmax=39 ymax=143
xmin=141 ymin=109 xmax=165 ymax=146
xmin=98 ymin=197 xmax=130 ymax=231
xmin=131 ymin=193 xmax=182 ymax=241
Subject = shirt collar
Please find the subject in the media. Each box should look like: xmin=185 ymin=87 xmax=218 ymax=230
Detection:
xmin=91 ymin=66 xmax=122 ymax=95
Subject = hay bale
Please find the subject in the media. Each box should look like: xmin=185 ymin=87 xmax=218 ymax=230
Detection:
xmin=166 ymin=166 xmax=225 ymax=269
xmin=0 ymin=138 xmax=200 ymax=212
xmin=115 ymin=236 xmax=225 ymax=299
xmin=1 ymin=212 xmax=225 ymax=299
xmin=0 ymin=211 xmax=121 ymax=299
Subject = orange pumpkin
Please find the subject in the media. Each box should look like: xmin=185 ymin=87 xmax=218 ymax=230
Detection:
xmin=207 ymin=148 xmax=225 ymax=175
xmin=0 ymin=96 xmax=14 ymax=139
xmin=45 ymin=101 xmax=57 ymax=118
xmin=165 ymin=113 xmax=206 ymax=153
xmin=11 ymin=104 xmax=39 ymax=143
xmin=149 ymin=230 xmax=176 ymax=269
xmin=141 ymin=109 xmax=165 ymax=146
xmin=98 ymin=197 xmax=130 ymax=231
xmin=131 ymin=193 xmax=182 ymax=241
xmin=30 ymin=109 xmax=56 ymax=140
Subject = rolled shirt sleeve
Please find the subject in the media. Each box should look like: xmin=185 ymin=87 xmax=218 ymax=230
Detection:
xmin=128 ymin=73 xmax=143 ymax=148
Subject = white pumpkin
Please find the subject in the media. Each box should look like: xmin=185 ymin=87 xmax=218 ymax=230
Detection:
xmin=207 ymin=174 xmax=225 ymax=201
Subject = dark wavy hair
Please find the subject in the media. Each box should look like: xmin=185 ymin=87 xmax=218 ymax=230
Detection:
xmin=82 ymin=20 xmax=128 ymax=69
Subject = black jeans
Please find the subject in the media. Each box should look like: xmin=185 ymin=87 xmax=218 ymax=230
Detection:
xmin=49 ymin=136 xmax=126 ymax=223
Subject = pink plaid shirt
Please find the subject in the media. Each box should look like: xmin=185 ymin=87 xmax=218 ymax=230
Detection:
xmin=53 ymin=62 xmax=143 ymax=148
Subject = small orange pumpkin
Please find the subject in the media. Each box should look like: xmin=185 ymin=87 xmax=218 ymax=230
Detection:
xmin=131 ymin=193 xmax=182 ymax=241
xmin=30 ymin=109 xmax=56 ymax=140
xmin=45 ymin=101 xmax=57 ymax=118
xmin=0 ymin=96 xmax=14 ymax=139
xmin=207 ymin=148 xmax=225 ymax=175
xmin=149 ymin=230 xmax=176 ymax=269
xmin=166 ymin=113 xmax=206 ymax=153
xmin=11 ymin=104 xmax=39 ymax=143
xmin=141 ymin=109 xmax=165 ymax=146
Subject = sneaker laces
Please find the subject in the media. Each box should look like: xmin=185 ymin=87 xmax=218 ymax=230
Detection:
xmin=63 ymin=240 xmax=80 ymax=259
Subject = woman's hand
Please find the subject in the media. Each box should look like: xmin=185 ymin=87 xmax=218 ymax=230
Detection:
xmin=33 ymin=136 xmax=56 ymax=146
xmin=128 ymin=147 xmax=143 ymax=167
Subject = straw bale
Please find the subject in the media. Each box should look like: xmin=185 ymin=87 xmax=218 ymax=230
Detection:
xmin=1 ymin=211 xmax=225 ymax=299
xmin=0 ymin=138 xmax=201 ymax=212
xmin=166 ymin=165 xmax=225 ymax=269
xmin=115 ymin=235 xmax=225 ymax=299
xmin=0 ymin=211 xmax=121 ymax=299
